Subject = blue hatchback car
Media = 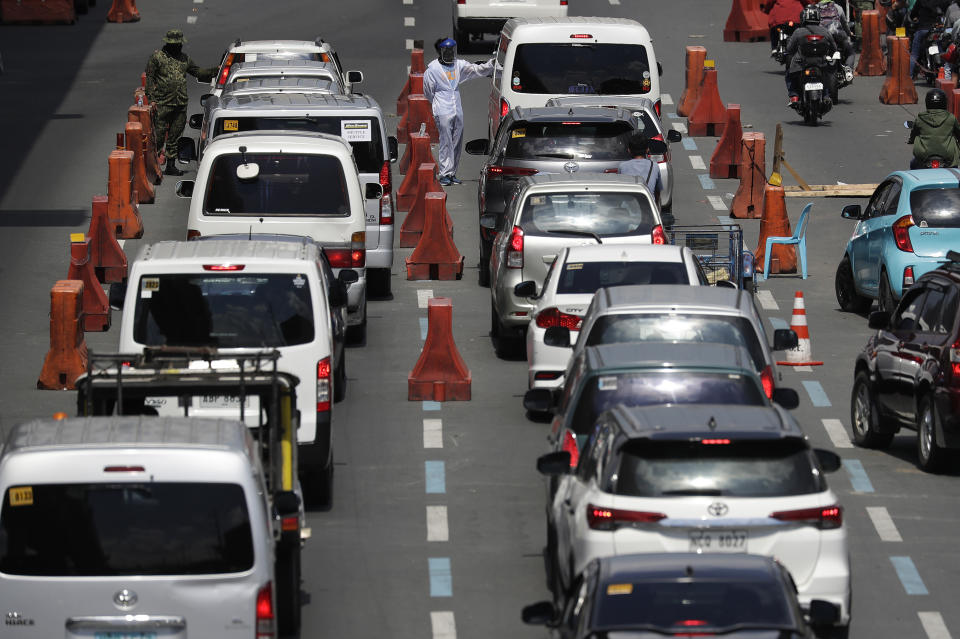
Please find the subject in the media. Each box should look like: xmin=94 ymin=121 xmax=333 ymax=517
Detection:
xmin=835 ymin=169 xmax=960 ymax=313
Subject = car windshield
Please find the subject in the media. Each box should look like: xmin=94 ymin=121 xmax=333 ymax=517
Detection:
xmin=511 ymin=43 xmax=651 ymax=95
xmin=910 ymin=188 xmax=960 ymax=228
xmin=203 ymin=153 xmax=350 ymax=216
xmin=520 ymin=192 xmax=656 ymax=237
xmin=595 ymin=578 xmax=793 ymax=632
xmin=133 ymin=273 xmax=315 ymax=347
xmin=505 ymin=122 xmax=633 ymax=161
xmin=569 ymin=372 xmax=765 ymax=435
xmin=0 ymin=483 xmax=253 ymax=576
xmin=557 ymin=260 xmax=688 ymax=293
xmin=614 ymin=439 xmax=823 ymax=497
xmin=585 ymin=314 xmax=766 ymax=370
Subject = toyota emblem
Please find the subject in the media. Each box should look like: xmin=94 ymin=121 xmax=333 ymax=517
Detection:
xmin=707 ymin=502 xmax=729 ymax=517
xmin=113 ymin=589 xmax=138 ymax=609
xmin=563 ymin=161 xmax=579 ymax=173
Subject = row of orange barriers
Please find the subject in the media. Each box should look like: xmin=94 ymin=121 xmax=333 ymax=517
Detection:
xmin=0 ymin=0 xmax=138 ymax=24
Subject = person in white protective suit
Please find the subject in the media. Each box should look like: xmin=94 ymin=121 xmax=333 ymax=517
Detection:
xmin=423 ymin=38 xmax=495 ymax=185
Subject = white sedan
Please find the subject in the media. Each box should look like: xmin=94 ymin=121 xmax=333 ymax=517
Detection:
xmin=522 ymin=244 xmax=708 ymax=389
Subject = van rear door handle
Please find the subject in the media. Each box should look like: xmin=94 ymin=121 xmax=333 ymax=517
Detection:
xmin=543 ymin=254 xmax=557 ymax=264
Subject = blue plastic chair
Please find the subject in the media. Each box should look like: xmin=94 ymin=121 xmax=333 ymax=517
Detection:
xmin=759 ymin=202 xmax=811 ymax=281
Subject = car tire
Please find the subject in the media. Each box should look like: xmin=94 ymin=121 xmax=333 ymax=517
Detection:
xmin=491 ymin=300 xmax=522 ymax=359
xmin=367 ymin=267 xmax=392 ymax=298
xmin=878 ymin=270 xmax=897 ymax=314
xmin=478 ymin=240 xmax=491 ymax=287
xmin=814 ymin=623 xmax=850 ymax=639
xmin=346 ymin=301 xmax=367 ymax=345
xmin=275 ymin=540 xmax=302 ymax=637
xmin=835 ymin=256 xmax=872 ymax=313
xmin=304 ymin=453 xmax=334 ymax=509
xmin=917 ymin=394 xmax=948 ymax=473
xmin=333 ymin=354 xmax=347 ymax=403
xmin=850 ymin=370 xmax=895 ymax=449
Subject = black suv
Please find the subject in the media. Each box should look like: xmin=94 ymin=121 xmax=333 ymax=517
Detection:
xmin=851 ymin=250 xmax=960 ymax=471
xmin=464 ymin=106 xmax=678 ymax=286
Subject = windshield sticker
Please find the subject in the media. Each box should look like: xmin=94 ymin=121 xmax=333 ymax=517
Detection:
xmin=598 ymin=376 xmax=618 ymax=391
xmin=223 ymin=119 xmax=239 ymax=132
xmin=511 ymin=128 xmax=526 ymax=139
xmin=9 ymin=486 xmax=33 ymax=507
xmin=141 ymin=277 xmax=159 ymax=298
xmin=606 ymin=583 xmax=633 ymax=596
xmin=566 ymin=263 xmax=583 ymax=270
xmin=292 ymin=274 xmax=306 ymax=288
xmin=341 ymin=120 xmax=372 ymax=142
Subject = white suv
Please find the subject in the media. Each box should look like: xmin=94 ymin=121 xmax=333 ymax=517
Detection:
xmin=538 ymin=402 xmax=850 ymax=630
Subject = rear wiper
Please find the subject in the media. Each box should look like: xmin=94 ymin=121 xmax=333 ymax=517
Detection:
xmin=659 ymin=488 xmax=723 ymax=496
xmin=546 ymin=229 xmax=602 ymax=244
xmin=534 ymin=152 xmax=576 ymax=159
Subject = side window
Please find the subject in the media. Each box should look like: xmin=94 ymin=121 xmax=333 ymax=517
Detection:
xmin=938 ymin=287 xmax=959 ymax=334
xmin=494 ymin=36 xmax=509 ymax=83
xmin=576 ymin=424 xmax=607 ymax=482
xmin=893 ymin=289 xmax=927 ymax=332
xmin=918 ymin=286 xmax=946 ymax=333
xmin=881 ymin=181 xmax=902 ymax=216
xmin=864 ymin=182 xmax=891 ymax=218
xmin=559 ymin=356 xmax=586 ymax=414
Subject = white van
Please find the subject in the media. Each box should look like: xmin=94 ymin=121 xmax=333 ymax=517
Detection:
xmin=487 ymin=17 xmax=661 ymax=142
xmin=178 ymin=131 xmax=370 ymax=337
xmin=453 ymin=0 xmax=567 ymax=43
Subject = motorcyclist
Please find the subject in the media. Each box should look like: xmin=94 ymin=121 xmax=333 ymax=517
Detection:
xmin=908 ymin=88 xmax=960 ymax=167
xmin=784 ymin=5 xmax=839 ymax=107
xmin=762 ymin=0 xmax=808 ymax=52
xmin=817 ymin=0 xmax=857 ymax=67
xmin=909 ymin=0 xmax=952 ymax=78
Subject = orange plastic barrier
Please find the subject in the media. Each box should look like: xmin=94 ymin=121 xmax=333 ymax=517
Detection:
xmin=723 ymin=0 xmax=768 ymax=42
xmin=399 ymin=95 xmax=439 ymax=145
xmin=400 ymin=163 xmax=448 ymax=247
xmin=398 ymin=132 xmax=435 ymax=210
xmin=937 ymin=77 xmax=957 ymax=112
xmin=879 ymin=35 xmax=918 ymax=104
xmin=107 ymin=148 xmax=144 ymax=239
xmin=125 ymin=121 xmax=155 ymax=204
xmin=406 ymin=192 xmax=464 ymax=281
xmin=37 ymin=280 xmax=88 ymax=391
xmin=399 ymin=121 xmax=436 ymax=176
xmin=88 ymin=196 xmax=127 ymax=284
xmin=408 ymin=297 xmax=471 ymax=401
xmin=397 ymin=73 xmax=424 ymax=120
xmin=410 ymin=44 xmax=426 ymax=75
xmin=730 ymin=132 xmax=766 ymax=219
xmin=128 ymin=105 xmax=162 ymax=184
xmin=1 ymin=0 xmax=75 ymax=23
xmin=754 ymin=185 xmax=797 ymax=274
xmin=67 ymin=234 xmax=111 ymax=332
xmin=856 ymin=10 xmax=886 ymax=76
xmin=687 ymin=67 xmax=726 ymax=137
xmin=677 ymin=46 xmax=707 ymax=118
xmin=106 ymin=0 xmax=140 ymax=22
xmin=709 ymin=104 xmax=742 ymax=179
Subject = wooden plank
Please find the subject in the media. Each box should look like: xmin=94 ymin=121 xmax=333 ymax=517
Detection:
xmin=783 ymin=184 xmax=877 ymax=197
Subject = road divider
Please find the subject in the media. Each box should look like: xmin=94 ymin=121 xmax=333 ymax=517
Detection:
xmin=856 ymin=11 xmax=886 ymax=76
xmin=400 ymin=118 xmax=435 ymax=176
xmin=128 ymin=105 xmax=162 ymax=185
xmin=106 ymin=0 xmax=140 ymax=22
xmin=406 ymin=194 xmax=464 ymax=281
xmin=709 ymin=104 xmax=742 ymax=179
xmin=107 ymin=145 xmax=144 ymax=239
xmin=879 ymin=35 xmax=918 ymax=105
xmin=398 ymin=58 xmax=424 ymax=121
xmin=125 ymin=121 xmax=155 ymax=204
xmin=401 ymin=164 xmax=447 ymax=247
xmin=88 ymin=196 xmax=127 ymax=284
xmin=67 ymin=234 xmax=111 ymax=332
xmin=408 ymin=297 xmax=471 ymax=401
xmin=398 ymin=129 xmax=436 ymax=210
xmin=399 ymin=94 xmax=438 ymax=145
xmin=687 ymin=63 xmax=726 ymax=136
xmin=677 ymin=46 xmax=707 ymax=117
xmin=37 ymin=280 xmax=88 ymax=391
xmin=730 ymin=133 xmax=765 ymax=219
xmin=1 ymin=0 xmax=75 ymax=23
xmin=723 ymin=0 xmax=768 ymax=42
xmin=778 ymin=292 xmax=823 ymax=366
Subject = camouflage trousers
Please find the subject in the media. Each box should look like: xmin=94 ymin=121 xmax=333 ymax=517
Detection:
xmin=155 ymin=104 xmax=187 ymax=160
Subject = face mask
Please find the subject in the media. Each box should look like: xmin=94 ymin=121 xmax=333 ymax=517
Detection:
xmin=165 ymin=44 xmax=182 ymax=56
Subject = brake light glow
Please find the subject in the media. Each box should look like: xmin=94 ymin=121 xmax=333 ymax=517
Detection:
xmin=500 ymin=97 xmax=510 ymax=118
xmin=587 ymin=504 xmax=666 ymax=530
xmin=805 ymin=34 xmax=824 ymax=42
xmin=203 ymin=264 xmax=245 ymax=271
xmin=317 ymin=357 xmax=331 ymax=412
xmin=281 ymin=516 xmax=299 ymax=532
xmin=561 ymin=121 xmax=582 ymax=125
xmin=893 ymin=215 xmax=915 ymax=252
xmin=186 ymin=229 xmax=201 ymax=240
xmin=770 ymin=504 xmax=843 ymax=529
xmin=604 ymin=168 xmax=619 ymax=173
xmin=562 ymin=429 xmax=579 ymax=467
xmin=560 ymin=0 xmax=567 ymax=4
xmin=535 ymin=307 xmax=582 ymax=330
xmin=507 ymin=225 xmax=524 ymax=268
xmin=761 ymin=365 xmax=775 ymax=399
xmin=103 ymin=466 xmax=145 ymax=472
xmin=534 ymin=371 xmax=563 ymax=380
xmin=700 ymin=439 xmax=731 ymax=445
xmin=929 ymin=158 xmax=943 ymax=168
xmin=903 ymin=265 xmax=915 ymax=289
xmin=570 ymin=33 xmax=594 ymax=39
xmin=654 ymin=99 xmax=662 ymax=117
xmin=324 ymin=232 xmax=366 ymax=268
xmin=486 ymin=165 xmax=538 ymax=177
xmin=217 ymin=53 xmax=235 ymax=87
xmin=652 ymin=225 xmax=666 ymax=245
xmin=379 ymin=161 xmax=393 ymax=225
xmin=949 ymin=339 xmax=960 ymax=383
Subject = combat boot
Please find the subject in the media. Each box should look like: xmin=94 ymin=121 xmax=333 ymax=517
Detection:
xmin=165 ymin=158 xmax=184 ymax=176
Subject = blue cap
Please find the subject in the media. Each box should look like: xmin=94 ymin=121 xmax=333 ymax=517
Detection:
xmin=439 ymin=38 xmax=457 ymax=49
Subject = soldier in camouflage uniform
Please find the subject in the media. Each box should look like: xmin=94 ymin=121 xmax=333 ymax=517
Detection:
xmin=145 ymin=29 xmax=216 ymax=175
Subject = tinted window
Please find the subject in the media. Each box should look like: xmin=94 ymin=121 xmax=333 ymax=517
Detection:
xmin=910 ymin=188 xmax=960 ymax=227
xmin=505 ymin=122 xmax=633 ymax=161
xmin=133 ymin=273 xmax=315 ymax=347
xmin=203 ymin=153 xmax=350 ymax=216
xmin=511 ymin=43 xmax=651 ymax=95
xmin=0 ymin=483 xmax=253 ymax=576
xmin=520 ymin=192 xmax=656 ymax=237
xmin=585 ymin=314 xmax=766 ymax=369
xmin=569 ymin=372 xmax=765 ymax=435
xmin=557 ymin=260 xmax=688 ymax=293
xmin=918 ymin=288 xmax=946 ymax=333
xmin=238 ymin=52 xmax=322 ymax=63
xmin=893 ymin=289 xmax=926 ymax=332
xmin=594 ymin=579 xmax=793 ymax=632
xmin=615 ymin=439 xmax=824 ymax=497
xmin=212 ymin=117 xmax=383 ymax=173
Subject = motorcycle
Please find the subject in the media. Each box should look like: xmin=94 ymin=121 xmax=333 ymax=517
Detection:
xmin=905 ymin=119 xmax=953 ymax=169
xmin=772 ymin=21 xmax=797 ymax=66
xmin=916 ymin=21 xmax=949 ymax=85
xmin=792 ymin=34 xmax=839 ymax=126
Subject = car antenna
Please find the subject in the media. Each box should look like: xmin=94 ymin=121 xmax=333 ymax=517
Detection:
xmin=686 ymin=565 xmax=694 ymax=577
xmin=568 ymin=108 xmax=574 ymax=116
xmin=708 ymin=416 xmax=717 ymax=431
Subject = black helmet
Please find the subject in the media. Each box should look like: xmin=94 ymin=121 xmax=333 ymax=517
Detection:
xmin=801 ymin=5 xmax=821 ymax=25
xmin=927 ymin=88 xmax=948 ymax=110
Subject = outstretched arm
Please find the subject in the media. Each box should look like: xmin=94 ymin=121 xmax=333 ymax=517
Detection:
xmin=458 ymin=57 xmax=496 ymax=82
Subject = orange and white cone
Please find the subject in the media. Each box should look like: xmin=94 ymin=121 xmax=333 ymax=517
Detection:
xmin=777 ymin=291 xmax=824 ymax=366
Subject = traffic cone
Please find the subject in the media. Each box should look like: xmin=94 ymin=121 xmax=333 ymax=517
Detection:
xmin=777 ymin=291 xmax=824 ymax=366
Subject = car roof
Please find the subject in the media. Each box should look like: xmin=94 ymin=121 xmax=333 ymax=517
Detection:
xmin=583 ymin=342 xmax=757 ymax=373
xmin=217 ymin=91 xmax=380 ymax=112
xmin=203 ymin=130 xmax=354 ymax=153
xmin=546 ymin=95 xmax=657 ymax=115
xmin=517 ymin=173 xmax=653 ymax=190
xmin=502 ymin=16 xmax=649 ymax=39
xmin=562 ymin=243 xmax=684 ymax=263
xmin=606 ymin=403 xmax=802 ymax=440
xmin=229 ymin=39 xmax=327 ymax=53
xmin=135 ymin=239 xmax=319 ymax=263
xmin=228 ymin=59 xmax=336 ymax=72
xmin=596 ymin=552 xmax=779 ymax=583
xmin=508 ymin=105 xmax=637 ymax=124
xmin=594 ymin=284 xmax=750 ymax=314
xmin=889 ymin=168 xmax=960 ymax=188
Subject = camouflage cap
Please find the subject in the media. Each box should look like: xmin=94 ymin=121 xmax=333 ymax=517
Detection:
xmin=163 ymin=29 xmax=186 ymax=44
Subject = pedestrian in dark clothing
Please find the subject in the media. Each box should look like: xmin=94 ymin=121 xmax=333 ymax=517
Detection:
xmin=910 ymin=0 xmax=952 ymax=77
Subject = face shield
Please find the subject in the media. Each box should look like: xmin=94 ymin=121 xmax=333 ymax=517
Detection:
xmin=439 ymin=38 xmax=457 ymax=65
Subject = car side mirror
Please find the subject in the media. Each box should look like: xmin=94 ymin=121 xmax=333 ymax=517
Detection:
xmin=514 ymin=280 xmax=537 ymax=298
xmin=808 ymin=600 xmax=841 ymax=626
xmin=346 ymin=69 xmax=363 ymax=84
xmin=903 ymin=119 xmax=914 ymax=129
xmin=465 ymin=138 xmax=490 ymax=155
xmin=273 ymin=490 xmax=300 ymax=517
xmin=388 ymin=136 xmax=399 ymax=162
xmin=868 ymin=310 xmax=891 ymax=329
xmin=338 ymin=269 xmax=360 ymax=285
xmin=199 ymin=93 xmax=212 ymax=107
xmin=365 ymin=183 xmax=384 ymax=199
xmin=715 ymin=279 xmax=738 ymax=289
xmin=773 ymin=328 xmax=798 ymax=351
xmin=521 ymin=601 xmax=557 ymax=626
xmin=177 ymin=137 xmax=197 ymax=163
xmin=479 ymin=213 xmax=498 ymax=230
xmin=524 ymin=388 xmax=555 ymax=414
xmin=108 ymin=279 xmax=127 ymax=311
xmin=841 ymin=204 xmax=862 ymax=220
xmin=772 ymin=387 xmax=800 ymax=410
xmin=175 ymin=180 xmax=195 ymax=198
xmin=536 ymin=451 xmax=572 ymax=476
xmin=814 ymin=449 xmax=842 ymax=473
xmin=188 ymin=113 xmax=204 ymax=130
xmin=329 ymin=281 xmax=348 ymax=307
xmin=543 ymin=326 xmax=571 ymax=348
xmin=666 ymin=129 xmax=682 ymax=143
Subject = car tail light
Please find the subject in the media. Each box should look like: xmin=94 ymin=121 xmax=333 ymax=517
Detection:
xmin=500 ymin=97 xmax=510 ymax=118
xmin=281 ymin=514 xmax=299 ymax=532
xmin=535 ymin=307 xmax=582 ymax=330
xmin=649 ymin=134 xmax=669 ymax=164
xmin=587 ymin=503 xmax=666 ymax=530
xmin=929 ymin=158 xmax=943 ymax=168
xmin=186 ymin=229 xmax=201 ymax=240
xmin=560 ymin=0 xmax=567 ymax=4
xmin=806 ymin=34 xmax=824 ymax=42
xmin=103 ymin=465 xmax=145 ymax=472
xmin=458 ymin=0 xmax=465 ymax=3
xmin=217 ymin=53 xmax=235 ymax=87
xmin=903 ymin=265 xmax=915 ymax=289
xmin=256 ymin=582 xmax=275 ymax=639
xmin=507 ymin=225 xmax=524 ymax=268
xmin=562 ymin=429 xmax=579 ymax=467
xmin=674 ymin=619 xmax=713 ymax=637
xmin=534 ymin=371 xmax=563 ymax=381
xmin=771 ymin=504 xmax=842 ymax=529
xmin=654 ymin=99 xmax=662 ymax=117
xmin=486 ymin=165 xmax=538 ymax=178
xmin=700 ymin=439 xmax=731 ymax=445
xmin=893 ymin=215 xmax=915 ymax=252
xmin=761 ymin=365 xmax=775 ymax=399
xmin=652 ymin=225 xmax=666 ymax=245
xmin=317 ymin=357 xmax=331 ymax=413
xmin=949 ymin=338 xmax=960 ymax=384
xmin=379 ymin=161 xmax=393 ymax=225
xmin=570 ymin=33 xmax=594 ymax=39
xmin=203 ymin=263 xmax=245 ymax=271
xmin=604 ymin=168 xmax=619 ymax=173
xmin=324 ymin=232 xmax=366 ymax=268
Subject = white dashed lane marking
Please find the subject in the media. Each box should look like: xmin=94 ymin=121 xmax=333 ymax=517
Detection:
xmin=661 ymin=93 xmax=673 ymax=105
xmin=423 ymin=418 xmax=443 ymax=448
xmin=186 ymin=15 xmax=197 ymax=23
xmin=707 ymin=195 xmax=726 ymax=211
xmin=867 ymin=506 xmax=903 ymax=542
xmin=919 ymin=612 xmax=952 ymax=639
xmin=431 ymin=612 xmax=457 ymax=639
xmin=756 ymin=289 xmax=779 ymax=310
xmin=418 ymin=289 xmax=434 ymax=308
xmin=427 ymin=505 xmax=449 ymax=542
xmin=609 ymin=0 xmax=621 ymax=4
xmin=821 ymin=418 xmax=853 ymax=449
xmin=406 ymin=39 xmax=415 ymax=50
xmin=689 ymin=155 xmax=705 ymax=170
xmin=403 ymin=0 xmax=413 ymax=4
xmin=672 ymin=122 xmax=687 ymax=134
xmin=404 ymin=16 xmax=416 ymax=26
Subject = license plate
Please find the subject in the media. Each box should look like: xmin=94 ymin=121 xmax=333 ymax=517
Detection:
xmin=688 ymin=529 xmax=747 ymax=552
xmin=929 ymin=45 xmax=940 ymax=55
xmin=199 ymin=394 xmax=259 ymax=410
xmin=803 ymin=82 xmax=823 ymax=91
xmin=94 ymin=634 xmax=157 ymax=639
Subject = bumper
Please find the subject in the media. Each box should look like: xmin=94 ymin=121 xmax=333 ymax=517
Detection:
xmin=527 ymin=325 xmax=574 ymax=389
xmin=494 ymin=278 xmax=535 ymax=331
xmin=660 ymin=162 xmax=673 ymax=210
xmin=366 ymin=225 xmax=394 ymax=269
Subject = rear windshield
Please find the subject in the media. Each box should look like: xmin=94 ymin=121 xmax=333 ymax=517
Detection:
xmin=595 ymin=579 xmax=793 ymax=632
xmin=520 ymin=192 xmax=656 ymax=238
xmin=511 ymin=43 xmax=651 ymax=95
xmin=203 ymin=153 xmax=350 ymax=216
xmin=558 ymin=260 xmax=688 ymax=293
xmin=236 ymin=52 xmax=322 ymax=63
xmin=910 ymin=188 xmax=960 ymax=227
xmin=0 ymin=483 xmax=253 ymax=576
xmin=213 ymin=117 xmax=383 ymax=173
xmin=615 ymin=439 xmax=822 ymax=497
xmin=133 ymin=273 xmax=315 ymax=347
xmin=585 ymin=314 xmax=766 ymax=370
xmin=569 ymin=372 xmax=765 ymax=435
xmin=505 ymin=122 xmax=633 ymax=161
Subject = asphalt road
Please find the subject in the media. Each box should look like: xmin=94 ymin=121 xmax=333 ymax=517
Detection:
xmin=1 ymin=1 xmax=958 ymax=638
